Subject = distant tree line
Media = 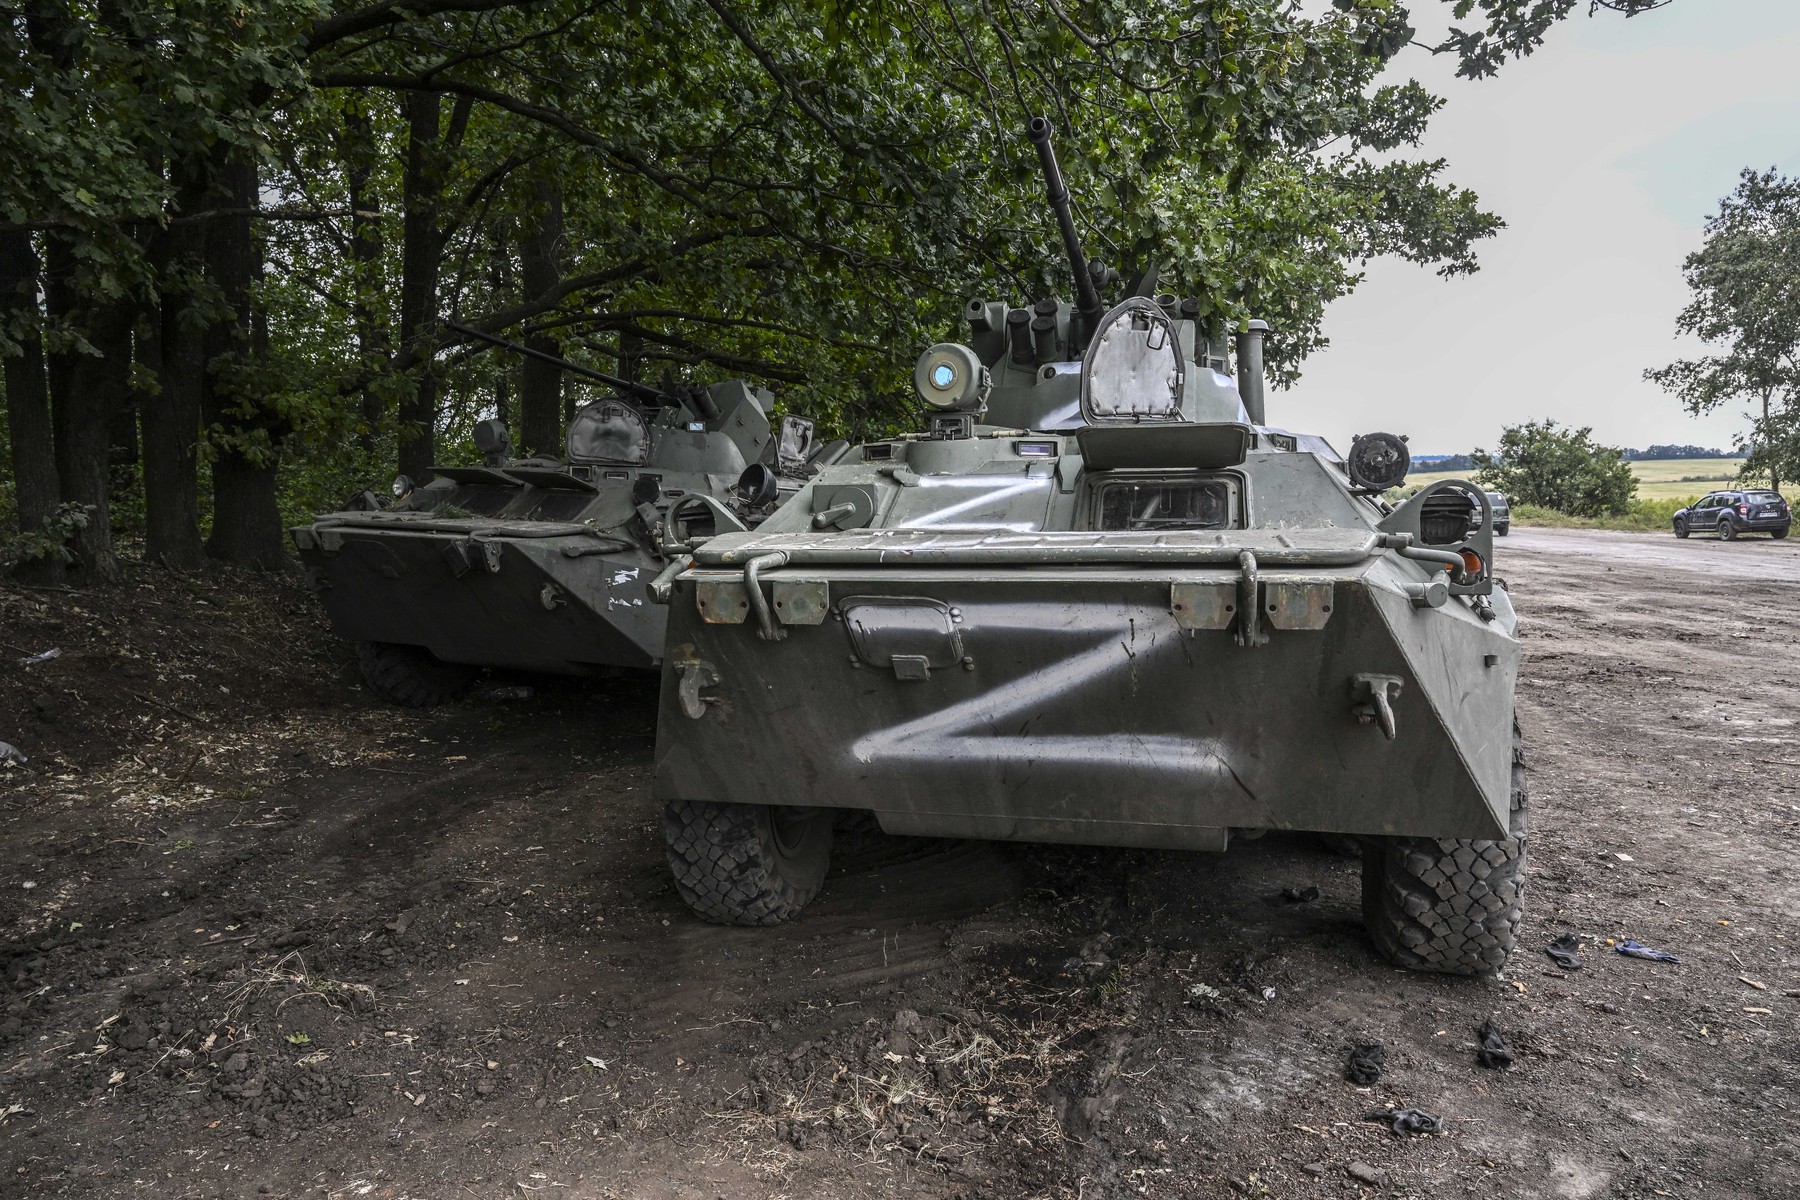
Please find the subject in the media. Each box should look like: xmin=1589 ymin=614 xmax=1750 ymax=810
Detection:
xmin=1414 ymin=443 xmax=1740 ymax=473
xmin=1620 ymin=444 xmax=1744 ymax=461
xmin=1412 ymin=453 xmax=1476 ymax=471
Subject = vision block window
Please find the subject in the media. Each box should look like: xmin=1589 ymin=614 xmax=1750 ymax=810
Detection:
xmin=1099 ymin=480 xmax=1231 ymax=531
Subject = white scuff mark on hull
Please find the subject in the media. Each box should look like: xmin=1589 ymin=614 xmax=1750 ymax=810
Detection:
xmin=610 ymin=567 xmax=641 ymax=586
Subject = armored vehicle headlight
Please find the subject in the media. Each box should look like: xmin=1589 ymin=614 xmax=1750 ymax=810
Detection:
xmin=1346 ymin=431 xmax=1410 ymax=492
xmin=391 ymin=474 xmax=414 ymax=499
xmin=473 ymin=417 xmax=511 ymax=458
xmin=914 ymin=343 xmax=989 ymax=412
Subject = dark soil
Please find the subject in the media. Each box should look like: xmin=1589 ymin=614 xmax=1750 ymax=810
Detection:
xmin=1 ymin=539 xmax=1796 ymax=1199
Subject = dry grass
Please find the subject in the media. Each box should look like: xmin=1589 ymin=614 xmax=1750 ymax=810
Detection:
xmin=718 ymin=1008 xmax=1085 ymax=1173
xmin=224 ymin=951 xmax=377 ymax=1025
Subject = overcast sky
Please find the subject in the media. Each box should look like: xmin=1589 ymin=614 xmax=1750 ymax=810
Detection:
xmin=1282 ymin=0 xmax=1800 ymax=456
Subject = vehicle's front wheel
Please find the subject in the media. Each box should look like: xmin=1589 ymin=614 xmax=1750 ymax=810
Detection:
xmin=1362 ymin=722 xmax=1527 ymax=976
xmin=1719 ymin=517 xmax=1738 ymax=541
xmin=356 ymin=641 xmax=478 ymax=708
xmin=1673 ymin=518 xmax=1688 ymax=539
xmin=664 ymin=800 xmax=833 ymax=925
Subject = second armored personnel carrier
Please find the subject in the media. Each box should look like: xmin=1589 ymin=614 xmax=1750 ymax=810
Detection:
xmin=293 ymin=331 xmax=824 ymax=706
xmin=649 ymin=120 xmax=1525 ymax=976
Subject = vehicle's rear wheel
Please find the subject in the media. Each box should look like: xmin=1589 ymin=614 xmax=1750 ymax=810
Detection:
xmin=1719 ymin=517 xmax=1738 ymax=541
xmin=1774 ymin=525 xmax=1790 ymax=540
xmin=664 ymin=800 xmax=833 ymax=925
xmin=356 ymin=641 xmax=478 ymax=708
xmin=1673 ymin=518 xmax=1688 ymax=539
xmin=1362 ymin=721 xmax=1527 ymax=976
xmin=1495 ymin=524 xmax=1509 ymax=537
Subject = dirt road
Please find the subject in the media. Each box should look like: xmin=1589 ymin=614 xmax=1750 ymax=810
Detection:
xmin=1505 ymin=524 xmax=1800 ymax=581
xmin=2 ymin=530 xmax=1796 ymax=1199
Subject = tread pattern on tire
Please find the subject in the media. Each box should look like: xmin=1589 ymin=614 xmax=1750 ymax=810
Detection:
xmin=356 ymin=641 xmax=477 ymax=708
xmin=663 ymin=800 xmax=829 ymax=926
xmin=1363 ymin=722 xmax=1527 ymax=976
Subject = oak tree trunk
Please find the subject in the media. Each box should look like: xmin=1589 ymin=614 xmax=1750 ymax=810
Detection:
xmin=1764 ymin=391 xmax=1781 ymax=495
xmin=141 ymin=162 xmax=208 ymax=569
xmin=519 ymin=179 xmax=564 ymax=457
xmin=0 ymin=230 xmax=65 ymax=585
xmin=397 ymin=90 xmax=446 ymax=482
xmin=202 ymin=146 xmax=288 ymax=569
xmin=44 ymin=236 xmax=124 ymax=581
xmin=340 ymin=102 xmax=388 ymax=456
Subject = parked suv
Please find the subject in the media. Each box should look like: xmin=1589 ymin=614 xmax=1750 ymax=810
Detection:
xmin=1487 ymin=491 xmax=1511 ymax=536
xmin=1673 ymin=490 xmax=1791 ymax=541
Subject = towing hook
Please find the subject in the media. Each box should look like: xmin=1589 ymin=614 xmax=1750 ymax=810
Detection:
xmin=1351 ymin=673 xmax=1404 ymax=740
xmin=743 ymin=551 xmax=790 ymax=641
xmin=673 ymin=653 xmax=720 ymax=719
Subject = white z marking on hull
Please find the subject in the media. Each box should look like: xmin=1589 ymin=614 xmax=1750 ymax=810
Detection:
xmin=852 ymin=635 xmax=1240 ymax=786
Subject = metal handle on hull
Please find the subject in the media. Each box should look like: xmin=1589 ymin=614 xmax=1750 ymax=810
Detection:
xmin=647 ymin=554 xmax=693 ymax=605
xmin=743 ymin=551 xmax=790 ymax=641
xmin=1235 ymin=550 xmax=1267 ymax=648
xmin=1379 ymin=531 xmax=1476 ymax=584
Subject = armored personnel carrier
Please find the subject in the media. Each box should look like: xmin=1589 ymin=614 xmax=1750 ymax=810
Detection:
xmin=293 ymin=329 xmax=824 ymax=706
xmin=650 ymin=119 xmax=1524 ymax=976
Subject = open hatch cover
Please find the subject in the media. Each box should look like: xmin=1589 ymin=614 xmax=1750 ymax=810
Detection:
xmin=1076 ymin=423 xmax=1252 ymax=471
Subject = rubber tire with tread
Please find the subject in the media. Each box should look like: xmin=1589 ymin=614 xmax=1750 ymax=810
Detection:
xmin=664 ymin=800 xmax=832 ymax=926
xmin=1494 ymin=524 xmax=1509 ymax=537
xmin=1673 ymin=519 xmax=1688 ymax=539
xmin=1362 ymin=721 xmax=1527 ymax=976
xmin=1719 ymin=517 xmax=1737 ymax=541
xmin=356 ymin=641 xmax=478 ymax=708
xmin=1775 ymin=525 xmax=1789 ymax=540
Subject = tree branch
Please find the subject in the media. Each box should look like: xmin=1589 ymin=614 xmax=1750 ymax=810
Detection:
xmin=304 ymin=0 xmax=548 ymax=56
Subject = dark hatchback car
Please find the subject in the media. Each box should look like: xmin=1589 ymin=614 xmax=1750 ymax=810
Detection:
xmin=1673 ymin=489 xmax=1791 ymax=541
xmin=1487 ymin=491 xmax=1511 ymax=536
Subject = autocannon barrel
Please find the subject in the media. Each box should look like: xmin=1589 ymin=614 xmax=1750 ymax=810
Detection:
xmin=448 ymin=321 xmax=663 ymax=403
xmin=1027 ymin=116 xmax=1104 ymax=339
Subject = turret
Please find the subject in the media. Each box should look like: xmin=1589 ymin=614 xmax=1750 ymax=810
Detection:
xmin=918 ymin=119 xmax=1270 ymax=433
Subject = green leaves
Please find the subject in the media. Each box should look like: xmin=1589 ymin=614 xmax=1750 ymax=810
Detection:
xmin=7 ymin=0 xmax=1507 ymax=536
xmin=266 ymin=0 xmax=1500 ymax=439
xmin=1432 ymin=0 xmax=1672 ymax=80
xmin=1646 ymin=168 xmax=1800 ymax=488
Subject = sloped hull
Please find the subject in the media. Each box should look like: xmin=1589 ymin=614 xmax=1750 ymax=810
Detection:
xmin=294 ymin=521 xmax=663 ymax=673
xmin=654 ymin=559 xmax=1518 ymax=845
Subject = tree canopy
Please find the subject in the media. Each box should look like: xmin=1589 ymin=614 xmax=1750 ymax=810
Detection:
xmin=1645 ymin=169 xmax=1800 ymax=493
xmin=12 ymin=0 xmax=1657 ymax=578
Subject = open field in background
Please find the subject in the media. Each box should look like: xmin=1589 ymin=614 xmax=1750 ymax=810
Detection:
xmin=1407 ymin=456 xmax=1762 ymax=502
